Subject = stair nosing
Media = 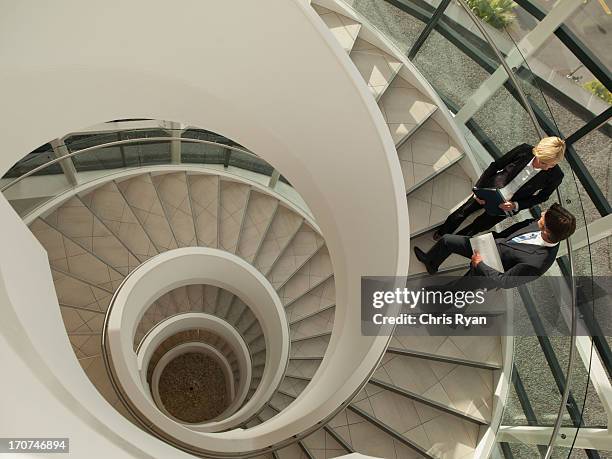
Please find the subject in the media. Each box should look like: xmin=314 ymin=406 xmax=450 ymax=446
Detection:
xmin=288 ymin=304 xmax=336 ymax=326
xmin=369 ymin=377 xmax=488 ymax=425
xmin=283 ymin=273 xmax=334 ymax=309
xmin=113 ymin=178 xmax=166 ymax=254
xmin=405 ymin=151 xmax=465 ymax=196
xmin=273 ymin=240 xmax=326 ymax=292
xmin=394 ymin=104 xmax=438 ymax=150
xmin=348 ymin=404 xmax=435 ymax=459
xmin=39 ymin=218 xmax=126 ymax=279
xmin=323 ymin=425 xmax=355 ymax=454
xmin=291 ymin=331 xmax=331 ymax=344
xmin=234 ymin=187 xmax=252 ymax=256
xmin=50 ymin=267 xmax=115 ymax=294
xmin=386 ymin=346 xmax=502 ymax=370
xmin=249 ymin=199 xmax=280 ymax=264
xmin=184 ymin=170 xmax=201 ymax=247
xmin=262 ymin=217 xmax=304 ymax=277
xmin=76 ymin=193 xmax=145 ymax=264
xmin=59 ymin=302 xmax=106 ymax=314
xmin=149 ymin=172 xmax=181 ymax=249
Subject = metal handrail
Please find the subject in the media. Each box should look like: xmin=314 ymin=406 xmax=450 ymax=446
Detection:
xmin=454 ymin=1 xmax=578 ymax=456
xmin=0 ymin=137 xmax=258 ymax=193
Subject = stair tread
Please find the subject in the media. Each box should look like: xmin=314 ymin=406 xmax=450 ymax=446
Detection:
xmin=30 ymin=218 xmax=124 ymax=291
xmin=116 ymin=174 xmax=178 ymax=252
xmin=350 ymin=38 xmax=402 ymax=101
xmin=237 ymin=190 xmax=278 ymax=262
xmin=151 ymin=172 xmax=197 ymax=247
xmin=398 ymin=117 xmax=464 ymax=193
xmin=407 ymin=161 xmax=473 ymax=235
xmin=218 ymin=180 xmax=251 ymax=253
xmin=80 ymin=180 xmax=158 ymax=262
xmin=378 ymin=76 xmax=437 ymax=147
xmin=267 ymin=223 xmax=324 ymax=289
xmin=42 ymin=196 xmax=140 ymax=275
xmin=312 ymin=4 xmax=361 ymax=54
xmin=186 ymin=173 xmax=219 ymax=248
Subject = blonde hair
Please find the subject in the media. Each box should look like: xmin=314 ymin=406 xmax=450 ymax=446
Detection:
xmin=533 ymin=136 xmax=566 ymax=164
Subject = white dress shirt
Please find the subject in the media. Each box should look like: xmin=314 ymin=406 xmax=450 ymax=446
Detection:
xmin=499 ymin=158 xmax=542 ymax=210
xmin=510 ymin=231 xmax=558 ymax=247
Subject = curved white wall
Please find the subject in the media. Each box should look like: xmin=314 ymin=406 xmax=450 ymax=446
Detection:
xmin=108 ymin=248 xmax=289 ymax=437
xmin=0 ymin=0 xmax=408 ymax=456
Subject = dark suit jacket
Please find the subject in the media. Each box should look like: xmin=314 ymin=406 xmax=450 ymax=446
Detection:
xmin=473 ymin=219 xmax=559 ymax=289
xmin=475 ymin=143 xmax=563 ymax=210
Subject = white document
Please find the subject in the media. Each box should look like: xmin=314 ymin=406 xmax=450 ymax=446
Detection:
xmin=470 ymin=233 xmax=504 ymax=272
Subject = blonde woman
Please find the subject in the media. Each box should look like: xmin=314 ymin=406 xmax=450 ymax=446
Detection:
xmin=433 ymin=136 xmax=566 ymax=240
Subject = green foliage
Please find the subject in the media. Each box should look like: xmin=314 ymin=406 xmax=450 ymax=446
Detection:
xmin=582 ymin=80 xmax=612 ymax=105
xmin=466 ymin=0 xmax=517 ymax=29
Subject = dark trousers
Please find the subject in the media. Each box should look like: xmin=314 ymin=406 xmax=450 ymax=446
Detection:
xmin=427 ymin=234 xmax=473 ymax=271
xmin=437 ymin=197 xmax=506 ymax=237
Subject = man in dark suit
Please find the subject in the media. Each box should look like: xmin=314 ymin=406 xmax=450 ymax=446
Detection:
xmin=414 ymin=203 xmax=576 ymax=289
xmin=434 ymin=137 xmax=566 ymax=240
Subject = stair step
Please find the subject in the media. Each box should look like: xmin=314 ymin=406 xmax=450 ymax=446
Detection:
xmin=30 ymin=219 xmax=124 ymax=291
xmin=116 ymin=174 xmax=178 ymax=252
xmin=254 ymin=205 xmax=303 ymax=275
xmin=386 ymin=346 xmax=502 ymax=370
xmin=408 ymin=229 xmax=469 ymax=276
xmin=397 ymin=117 xmax=463 ymax=193
xmin=352 ymin=380 xmax=482 ymax=458
xmin=186 ymin=173 xmax=219 ymax=248
xmin=349 ymin=38 xmax=402 ymax=101
xmin=79 ymin=180 xmax=158 ymax=261
xmin=390 ymin=333 xmax=502 ymax=372
xmin=288 ymin=303 xmax=335 ymax=326
xmin=267 ymin=223 xmax=324 ymax=289
xmin=406 ymin=161 xmax=473 ymax=236
xmin=51 ymin=268 xmax=113 ymax=311
xmin=151 ymin=172 xmax=197 ymax=247
xmin=290 ymin=331 xmax=331 ymax=343
xmin=42 ymin=196 xmax=140 ymax=275
xmin=285 ymin=276 xmax=335 ymax=323
xmin=278 ymin=249 xmax=333 ymax=306
xmin=237 ymin=191 xmax=278 ymax=263
xmin=218 ymin=180 xmax=251 ymax=253
xmin=378 ymin=76 xmax=437 ymax=147
xmin=312 ymin=4 xmax=361 ymax=54
xmin=290 ymin=307 xmax=334 ymax=341
xmin=330 ymin=407 xmax=434 ymax=459
xmin=369 ymin=378 xmax=487 ymax=425
xmin=290 ymin=333 xmax=330 ymax=359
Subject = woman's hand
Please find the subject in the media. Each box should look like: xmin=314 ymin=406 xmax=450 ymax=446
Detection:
xmin=499 ymin=201 xmax=517 ymax=212
xmin=473 ymin=195 xmax=485 ymax=205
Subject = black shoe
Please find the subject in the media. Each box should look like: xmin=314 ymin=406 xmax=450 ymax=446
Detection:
xmin=413 ymin=247 xmax=438 ymax=275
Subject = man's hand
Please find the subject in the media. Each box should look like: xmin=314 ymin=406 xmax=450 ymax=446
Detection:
xmin=471 ymin=250 xmax=483 ymax=268
xmin=473 ymin=195 xmax=485 ymax=205
xmin=499 ymin=201 xmax=517 ymax=212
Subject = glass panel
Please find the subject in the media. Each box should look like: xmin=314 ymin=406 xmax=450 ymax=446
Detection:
xmin=345 ymin=0 xmax=428 ymax=54
xmin=228 ymin=150 xmax=274 ymax=176
xmin=182 ymin=129 xmax=244 ymax=149
xmin=181 ymin=141 xmax=226 ymax=165
xmin=564 ymin=0 xmax=612 ymax=75
xmin=2 ymin=144 xmax=62 ymax=178
xmin=412 ymin=26 xmax=496 ymax=110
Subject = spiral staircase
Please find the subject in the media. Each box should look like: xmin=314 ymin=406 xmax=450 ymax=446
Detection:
xmin=11 ymin=0 xmax=605 ymax=457
xmin=25 ymin=159 xmax=500 ymax=458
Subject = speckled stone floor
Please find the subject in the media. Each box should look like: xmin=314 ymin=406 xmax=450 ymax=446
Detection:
xmin=158 ymin=352 xmax=228 ymax=423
